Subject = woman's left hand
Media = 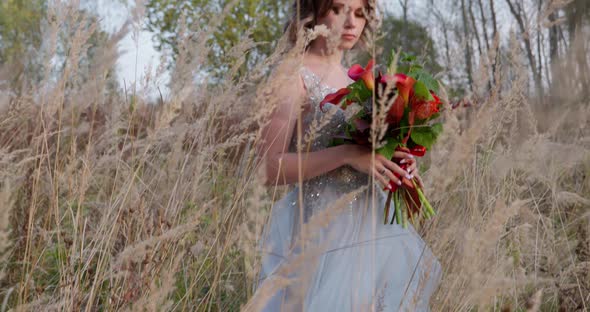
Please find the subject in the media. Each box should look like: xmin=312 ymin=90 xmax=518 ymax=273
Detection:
xmin=390 ymin=150 xmax=425 ymax=189
xmin=400 ymin=157 xmax=425 ymax=189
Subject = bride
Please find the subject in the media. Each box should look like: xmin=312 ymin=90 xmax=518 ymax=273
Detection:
xmin=251 ymin=0 xmax=441 ymax=310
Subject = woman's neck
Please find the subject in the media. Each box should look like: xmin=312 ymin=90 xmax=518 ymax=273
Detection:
xmin=305 ymin=39 xmax=344 ymax=69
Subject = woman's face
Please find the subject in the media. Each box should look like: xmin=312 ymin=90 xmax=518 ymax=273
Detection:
xmin=316 ymin=0 xmax=368 ymax=50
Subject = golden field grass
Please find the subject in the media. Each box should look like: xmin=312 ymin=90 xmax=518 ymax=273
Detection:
xmin=0 ymin=2 xmax=588 ymax=311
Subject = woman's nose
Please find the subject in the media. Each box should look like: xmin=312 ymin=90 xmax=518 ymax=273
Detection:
xmin=344 ymin=11 xmax=356 ymax=28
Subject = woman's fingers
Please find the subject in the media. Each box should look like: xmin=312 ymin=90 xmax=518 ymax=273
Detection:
xmin=374 ymin=165 xmax=402 ymax=189
xmin=372 ymin=166 xmax=392 ymax=189
xmin=383 ymin=159 xmax=411 ymax=180
xmin=406 ymin=159 xmax=417 ymax=174
xmin=413 ymin=172 xmax=425 ymax=189
xmin=393 ymin=151 xmax=414 ymax=160
xmin=381 ymin=165 xmax=402 ymax=186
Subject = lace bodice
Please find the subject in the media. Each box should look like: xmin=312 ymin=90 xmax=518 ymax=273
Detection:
xmin=288 ymin=67 xmax=369 ymax=200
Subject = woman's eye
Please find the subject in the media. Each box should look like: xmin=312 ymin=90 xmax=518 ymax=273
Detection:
xmin=332 ymin=7 xmax=340 ymax=14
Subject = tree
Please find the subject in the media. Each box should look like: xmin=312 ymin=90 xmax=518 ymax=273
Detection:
xmin=460 ymin=0 xmax=474 ymax=91
xmin=145 ymin=0 xmax=290 ymax=79
xmin=374 ymin=14 xmax=441 ymax=73
xmin=505 ymin=0 xmax=544 ymax=99
xmin=0 ymin=1 xmax=118 ymax=94
xmin=564 ymin=0 xmax=590 ymax=96
xmin=0 ymin=0 xmax=46 ymax=90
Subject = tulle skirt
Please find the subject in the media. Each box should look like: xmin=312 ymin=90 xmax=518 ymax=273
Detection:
xmin=253 ymin=172 xmax=441 ymax=312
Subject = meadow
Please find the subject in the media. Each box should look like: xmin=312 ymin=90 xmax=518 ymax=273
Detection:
xmin=0 ymin=1 xmax=588 ymax=311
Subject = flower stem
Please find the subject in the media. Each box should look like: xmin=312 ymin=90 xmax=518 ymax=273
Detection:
xmin=384 ymin=190 xmax=393 ymax=225
xmin=402 ymin=205 xmax=408 ymax=229
xmin=412 ymin=180 xmax=436 ymax=217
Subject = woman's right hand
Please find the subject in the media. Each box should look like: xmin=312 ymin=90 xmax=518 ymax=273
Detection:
xmin=344 ymin=145 xmax=413 ymax=190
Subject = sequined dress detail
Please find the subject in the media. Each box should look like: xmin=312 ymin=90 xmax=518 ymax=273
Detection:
xmin=254 ymin=66 xmax=442 ymax=311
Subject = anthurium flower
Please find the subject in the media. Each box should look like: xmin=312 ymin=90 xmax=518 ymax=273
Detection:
xmin=430 ymin=91 xmax=441 ymax=106
xmin=320 ymin=88 xmax=351 ymax=112
xmin=386 ymin=95 xmax=406 ymax=124
xmin=348 ymin=59 xmax=375 ymax=91
xmin=380 ymin=74 xmax=416 ymax=104
xmin=410 ymin=145 xmax=426 ymax=157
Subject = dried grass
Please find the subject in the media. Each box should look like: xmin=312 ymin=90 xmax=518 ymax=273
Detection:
xmin=0 ymin=0 xmax=588 ymax=311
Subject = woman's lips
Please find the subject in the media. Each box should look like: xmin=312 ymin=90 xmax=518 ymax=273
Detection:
xmin=342 ymin=34 xmax=357 ymax=40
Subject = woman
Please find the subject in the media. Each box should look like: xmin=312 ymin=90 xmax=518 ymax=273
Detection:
xmin=252 ymin=0 xmax=441 ymax=310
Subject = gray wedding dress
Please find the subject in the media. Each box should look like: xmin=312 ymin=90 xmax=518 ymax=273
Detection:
xmin=253 ymin=66 xmax=442 ymax=312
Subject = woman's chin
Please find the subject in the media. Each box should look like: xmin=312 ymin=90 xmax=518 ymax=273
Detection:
xmin=339 ymin=41 xmax=357 ymax=50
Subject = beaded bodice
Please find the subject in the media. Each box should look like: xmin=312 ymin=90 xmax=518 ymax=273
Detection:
xmin=288 ymin=67 xmax=369 ymax=208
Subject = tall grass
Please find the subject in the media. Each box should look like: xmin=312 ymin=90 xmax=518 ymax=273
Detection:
xmin=0 ymin=1 xmax=588 ymax=311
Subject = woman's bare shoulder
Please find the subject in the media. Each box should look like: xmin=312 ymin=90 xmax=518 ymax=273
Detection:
xmin=266 ymin=57 xmax=308 ymax=101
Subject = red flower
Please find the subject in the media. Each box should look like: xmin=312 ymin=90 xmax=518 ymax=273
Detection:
xmin=415 ymin=101 xmax=439 ymax=119
xmin=381 ymin=73 xmax=416 ymax=104
xmin=410 ymin=145 xmax=426 ymax=157
xmin=386 ymin=95 xmax=406 ymax=124
xmin=320 ymin=88 xmax=351 ymax=112
xmin=410 ymin=91 xmax=442 ymax=120
xmin=348 ymin=59 xmax=375 ymax=91
xmin=430 ymin=91 xmax=441 ymax=106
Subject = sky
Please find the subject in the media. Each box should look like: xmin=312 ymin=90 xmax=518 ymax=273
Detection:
xmin=93 ymin=0 xmax=512 ymax=100
xmin=95 ymin=0 xmax=167 ymax=99
xmin=92 ymin=0 xmax=409 ymax=99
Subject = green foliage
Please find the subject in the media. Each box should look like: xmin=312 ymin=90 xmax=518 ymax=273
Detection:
xmin=377 ymin=137 xmax=402 ymax=160
xmin=345 ymin=80 xmax=372 ymax=104
xmin=145 ymin=0 xmax=290 ymax=78
xmin=359 ymin=14 xmax=440 ymax=74
xmin=0 ymin=0 xmax=46 ymax=86
xmin=413 ymin=80 xmax=433 ymax=101
xmin=408 ymin=67 xmax=440 ymax=93
xmin=0 ymin=1 xmax=118 ymax=93
xmin=410 ymin=123 xmax=443 ymax=150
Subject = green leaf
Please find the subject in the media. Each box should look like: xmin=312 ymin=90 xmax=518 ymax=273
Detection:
xmin=408 ymin=68 xmax=440 ymax=93
xmin=346 ymin=80 xmax=372 ymax=103
xmin=420 ymin=74 xmax=440 ymax=93
xmin=413 ymin=80 xmax=433 ymax=101
xmin=397 ymin=64 xmax=410 ymax=75
xmin=431 ymin=123 xmax=443 ymax=136
xmin=429 ymin=113 xmax=441 ymax=120
xmin=401 ymin=52 xmax=417 ymax=63
xmin=377 ymin=137 xmax=402 ymax=160
xmin=410 ymin=123 xmax=443 ymax=150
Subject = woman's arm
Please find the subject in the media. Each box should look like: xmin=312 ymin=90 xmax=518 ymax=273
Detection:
xmin=257 ymin=64 xmax=411 ymax=187
xmin=257 ymin=67 xmax=347 ymax=186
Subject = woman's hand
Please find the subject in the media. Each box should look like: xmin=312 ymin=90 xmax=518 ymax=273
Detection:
xmin=344 ymin=145 xmax=414 ymax=190
xmin=401 ymin=157 xmax=425 ymax=189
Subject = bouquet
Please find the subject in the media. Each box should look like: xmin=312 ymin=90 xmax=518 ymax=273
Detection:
xmin=319 ymin=53 xmax=443 ymax=227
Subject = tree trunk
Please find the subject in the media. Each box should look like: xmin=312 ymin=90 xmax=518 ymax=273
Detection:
xmin=505 ymin=0 xmax=544 ymax=99
xmin=461 ymin=0 xmax=474 ymax=91
xmin=468 ymin=0 xmax=483 ymax=57
xmin=489 ymin=0 xmax=499 ymax=85
xmin=489 ymin=0 xmax=499 ymax=40
xmin=477 ymin=0 xmax=491 ymax=52
xmin=548 ymin=11 xmax=559 ymax=60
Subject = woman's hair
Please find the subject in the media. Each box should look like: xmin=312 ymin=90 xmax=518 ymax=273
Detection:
xmin=283 ymin=0 xmax=377 ymax=50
